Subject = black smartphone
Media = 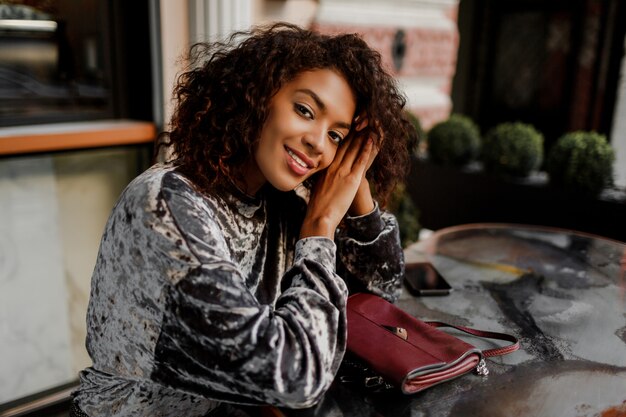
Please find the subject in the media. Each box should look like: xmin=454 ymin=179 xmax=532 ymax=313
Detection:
xmin=404 ymin=262 xmax=452 ymax=296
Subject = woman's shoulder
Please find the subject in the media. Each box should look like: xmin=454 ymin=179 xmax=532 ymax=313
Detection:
xmin=111 ymin=164 xmax=224 ymax=238
xmin=123 ymin=163 xmax=206 ymax=200
xmin=111 ymin=163 xmax=220 ymax=221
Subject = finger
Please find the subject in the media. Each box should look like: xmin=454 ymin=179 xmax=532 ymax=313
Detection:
xmin=328 ymin=132 xmax=365 ymax=171
xmin=338 ymin=134 xmax=368 ymax=170
xmin=329 ymin=120 xmax=366 ymax=164
xmin=352 ymin=138 xmax=374 ymax=178
xmin=366 ymin=134 xmax=381 ymax=170
xmin=332 ymin=115 xmax=376 ymax=168
xmin=353 ymin=114 xmax=368 ymax=132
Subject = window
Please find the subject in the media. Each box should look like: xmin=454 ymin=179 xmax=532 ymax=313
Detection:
xmin=0 ymin=0 xmax=153 ymax=127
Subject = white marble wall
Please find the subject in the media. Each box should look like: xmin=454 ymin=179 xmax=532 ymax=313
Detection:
xmin=0 ymin=156 xmax=70 ymax=402
xmin=0 ymin=148 xmax=143 ymax=404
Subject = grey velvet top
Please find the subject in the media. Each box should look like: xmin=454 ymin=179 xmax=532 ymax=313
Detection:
xmin=73 ymin=163 xmax=404 ymax=416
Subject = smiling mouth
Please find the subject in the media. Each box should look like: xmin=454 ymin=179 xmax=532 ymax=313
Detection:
xmin=285 ymin=146 xmax=313 ymax=169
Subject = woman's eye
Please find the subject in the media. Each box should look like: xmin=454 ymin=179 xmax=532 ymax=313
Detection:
xmin=294 ymin=103 xmax=313 ymax=119
xmin=328 ymin=131 xmax=344 ymax=144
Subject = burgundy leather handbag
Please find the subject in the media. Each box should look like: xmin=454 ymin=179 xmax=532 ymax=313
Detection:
xmin=346 ymin=293 xmax=519 ymax=394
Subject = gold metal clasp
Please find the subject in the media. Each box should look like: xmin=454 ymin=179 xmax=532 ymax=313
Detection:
xmin=383 ymin=325 xmax=408 ymax=341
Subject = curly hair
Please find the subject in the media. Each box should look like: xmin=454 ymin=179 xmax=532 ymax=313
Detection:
xmin=160 ymin=22 xmax=415 ymax=205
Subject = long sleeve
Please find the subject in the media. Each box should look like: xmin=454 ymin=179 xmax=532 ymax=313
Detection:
xmin=335 ymin=202 xmax=404 ymax=302
xmin=152 ymin=245 xmax=347 ymax=408
xmin=76 ymin=167 xmax=349 ymax=416
xmin=149 ymin=173 xmax=350 ymax=407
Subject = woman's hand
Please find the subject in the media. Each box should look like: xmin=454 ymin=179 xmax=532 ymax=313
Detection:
xmin=348 ymin=117 xmax=381 ymax=216
xmin=300 ymin=134 xmax=375 ymax=239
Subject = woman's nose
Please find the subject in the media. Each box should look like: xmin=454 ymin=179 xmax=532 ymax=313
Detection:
xmin=302 ymin=128 xmax=326 ymax=155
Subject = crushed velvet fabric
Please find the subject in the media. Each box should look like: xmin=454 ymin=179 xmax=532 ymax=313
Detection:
xmin=72 ymin=163 xmax=404 ymax=416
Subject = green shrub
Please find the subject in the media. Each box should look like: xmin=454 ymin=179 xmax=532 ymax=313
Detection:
xmin=405 ymin=111 xmax=424 ymax=145
xmin=426 ymin=114 xmax=481 ymax=166
xmin=546 ymin=131 xmax=614 ymax=197
xmin=403 ymin=111 xmax=423 ymax=156
xmin=482 ymin=122 xmax=543 ymax=177
xmin=387 ymin=183 xmax=421 ymax=248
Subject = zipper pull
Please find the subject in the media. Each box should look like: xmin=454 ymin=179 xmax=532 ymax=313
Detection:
xmin=475 ymin=358 xmax=489 ymax=376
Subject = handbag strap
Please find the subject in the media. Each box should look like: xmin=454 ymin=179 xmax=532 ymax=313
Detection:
xmin=425 ymin=321 xmax=520 ymax=357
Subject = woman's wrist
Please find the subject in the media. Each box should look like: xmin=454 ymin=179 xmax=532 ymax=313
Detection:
xmin=348 ymin=178 xmax=375 ymax=216
xmin=300 ymin=216 xmax=336 ymax=240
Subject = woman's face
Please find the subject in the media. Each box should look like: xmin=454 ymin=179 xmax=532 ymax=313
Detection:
xmin=245 ymin=69 xmax=356 ymax=194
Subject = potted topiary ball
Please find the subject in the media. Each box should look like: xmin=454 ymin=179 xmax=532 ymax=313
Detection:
xmin=546 ymin=131 xmax=615 ymax=197
xmin=426 ymin=114 xmax=481 ymax=166
xmin=482 ymin=122 xmax=543 ymax=178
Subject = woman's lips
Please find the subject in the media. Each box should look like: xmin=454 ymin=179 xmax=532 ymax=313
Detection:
xmin=285 ymin=146 xmax=314 ymax=176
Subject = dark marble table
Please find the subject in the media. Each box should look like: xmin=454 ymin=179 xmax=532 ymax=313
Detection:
xmin=288 ymin=223 xmax=626 ymax=417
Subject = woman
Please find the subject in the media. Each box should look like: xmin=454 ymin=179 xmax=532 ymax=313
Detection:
xmin=72 ymin=22 xmax=414 ymax=416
